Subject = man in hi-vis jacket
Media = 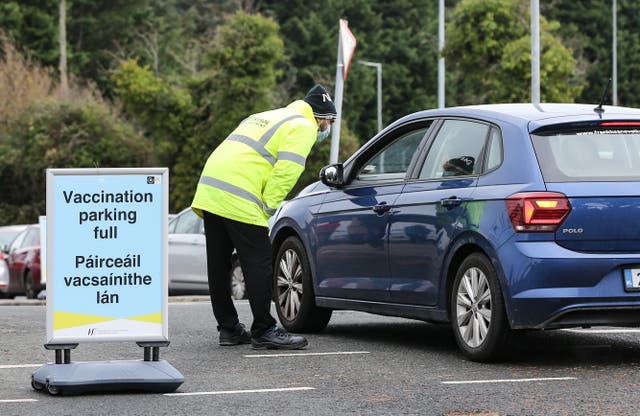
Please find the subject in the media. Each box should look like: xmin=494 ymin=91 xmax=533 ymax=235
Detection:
xmin=192 ymin=85 xmax=337 ymax=349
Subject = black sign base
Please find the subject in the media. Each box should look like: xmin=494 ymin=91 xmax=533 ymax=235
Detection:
xmin=31 ymin=360 xmax=184 ymax=396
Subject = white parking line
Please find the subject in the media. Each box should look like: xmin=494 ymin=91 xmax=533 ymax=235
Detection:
xmin=0 ymin=364 xmax=42 ymax=369
xmin=164 ymin=387 xmax=314 ymax=397
xmin=244 ymin=351 xmax=370 ymax=358
xmin=563 ymin=328 xmax=640 ymax=334
xmin=442 ymin=377 xmax=577 ymax=385
xmin=0 ymin=399 xmax=38 ymax=403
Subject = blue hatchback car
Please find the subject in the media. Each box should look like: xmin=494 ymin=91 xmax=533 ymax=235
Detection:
xmin=269 ymin=103 xmax=640 ymax=361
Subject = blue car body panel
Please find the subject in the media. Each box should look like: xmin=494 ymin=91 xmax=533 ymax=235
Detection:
xmin=270 ymin=103 xmax=640 ymax=330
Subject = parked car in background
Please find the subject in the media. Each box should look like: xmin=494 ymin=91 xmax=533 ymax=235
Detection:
xmin=269 ymin=103 xmax=640 ymax=361
xmin=168 ymin=208 xmax=246 ymax=299
xmin=0 ymin=224 xmax=28 ymax=253
xmin=0 ymin=224 xmax=29 ymax=298
xmin=3 ymin=224 xmax=42 ymax=299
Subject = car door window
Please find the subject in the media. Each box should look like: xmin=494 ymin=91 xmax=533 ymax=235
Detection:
xmin=168 ymin=218 xmax=177 ymax=233
xmin=485 ymin=127 xmax=503 ymax=171
xmin=355 ymin=128 xmax=428 ymax=183
xmin=9 ymin=229 xmax=27 ymax=252
xmin=23 ymin=229 xmax=39 ymax=247
xmin=173 ymin=210 xmax=201 ymax=234
xmin=419 ymin=120 xmax=490 ymax=179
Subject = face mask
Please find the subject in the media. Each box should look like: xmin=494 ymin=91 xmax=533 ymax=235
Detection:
xmin=317 ymin=124 xmax=331 ymax=142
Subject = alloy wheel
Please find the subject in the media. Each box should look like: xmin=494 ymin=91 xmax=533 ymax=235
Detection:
xmin=276 ymin=248 xmax=304 ymax=321
xmin=455 ymin=266 xmax=492 ymax=348
xmin=230 ymin=262 xmax=245 ymax=300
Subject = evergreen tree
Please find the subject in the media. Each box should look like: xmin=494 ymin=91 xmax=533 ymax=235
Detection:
xmin=444 ymin=0 xmax=582 ymax=104
xmin=170 ymin=11 xmax=287 ymax=210
xmin=261 ymin=0 xmax=440 ymax=143
xmin=543 ymin=0 xmax=640 ymax=107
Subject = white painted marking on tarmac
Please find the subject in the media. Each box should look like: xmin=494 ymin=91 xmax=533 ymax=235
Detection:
xmin=562 ymin=328 xmax=640 ymax=334
xmin=0 ymin=399 xmax=38 ymax=403
xmin=442 ymin=376 xmax=576 ymax=385
xmin=244 ymin=351 xmax=370 ymax=358
xmin=164 ymin=386 xmax=315 ymax=396
xmin=441 ymin=377 xmax=577 ymax=384
xmin=0 ymin=364 xmax=42 ymax=369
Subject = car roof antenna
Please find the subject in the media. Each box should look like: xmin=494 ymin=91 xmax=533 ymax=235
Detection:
xmin=593 ymin=78 xmax=612 ymax=114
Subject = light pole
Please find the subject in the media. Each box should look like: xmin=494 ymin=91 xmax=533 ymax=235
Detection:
xmin=531 ymin=0 xmax=540 ymax=105
xmin=438 ymin=0 xmax=445 ymax=108
xmin=357 ymin=60 xmax=383 ymax=132
xmin=613 ymin=0 xmax=618 ymax=105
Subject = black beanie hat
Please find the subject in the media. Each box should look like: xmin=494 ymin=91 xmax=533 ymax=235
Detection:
xmin=303 ymin=84 xmax=337 ymax=120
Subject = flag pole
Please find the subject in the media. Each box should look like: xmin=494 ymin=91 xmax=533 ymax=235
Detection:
xmin=330 ymin=20 xmax=356 ymax=164
xmin=330 ymin=32 xmax=344 ymax=164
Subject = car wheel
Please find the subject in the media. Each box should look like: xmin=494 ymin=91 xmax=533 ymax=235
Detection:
xmin=46 ymin=383 xmax=60 ymax=396
xmin=31 ymin=378 xmax=44 ymax=391
xmin=24 ymin=271 xmax=36 ymax=299
xmin=230 ymin=258 xmax=246 ymax=300
xmin=450 ymin=253 xmax=509 ymax=362
xmin=274 ymin=236 xmax=332 ymax=333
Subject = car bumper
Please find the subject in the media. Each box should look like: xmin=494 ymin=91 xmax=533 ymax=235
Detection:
xmin=498 ymin=241 xmax=640 ymax=329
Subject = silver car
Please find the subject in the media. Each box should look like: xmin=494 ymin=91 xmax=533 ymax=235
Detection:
xmin=168 ymin=208 xmax=246 ymax=299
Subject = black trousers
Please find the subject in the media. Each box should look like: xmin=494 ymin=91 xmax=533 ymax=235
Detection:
xmin=203 ymin=211 xmax=277 ymax=337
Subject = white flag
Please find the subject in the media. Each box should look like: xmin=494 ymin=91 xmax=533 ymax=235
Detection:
xmin=339 ymin=19 xmax=357 ymax=80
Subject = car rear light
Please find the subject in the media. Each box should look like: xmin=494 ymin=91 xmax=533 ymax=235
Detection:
xmin=506 ymin=192 xmax=571 ymax=233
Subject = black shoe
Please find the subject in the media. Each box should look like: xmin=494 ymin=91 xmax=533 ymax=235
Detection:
xmin=251 ymin=326 xmax=308 ymax=350
xmin=219 ymin=323 xmax=251 ymax=346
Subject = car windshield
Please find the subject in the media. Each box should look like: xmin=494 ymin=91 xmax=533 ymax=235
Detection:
xmin=532 ymin=127 xmax=640 ymax=181
xmin=0 ymin=231 xmax=19 ymax=247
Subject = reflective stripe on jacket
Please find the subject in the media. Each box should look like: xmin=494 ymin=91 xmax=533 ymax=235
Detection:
xmin=191 ymin=100 xmax=318 ymax=227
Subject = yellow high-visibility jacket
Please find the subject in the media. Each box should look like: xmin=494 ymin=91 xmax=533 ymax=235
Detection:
xmin=191 ymin=100 xmax=318 ymax=227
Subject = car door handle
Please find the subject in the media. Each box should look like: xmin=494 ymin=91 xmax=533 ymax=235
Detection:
xmin=372 ymin=202 xmax=391 ymax=215
xmin=440 ymin=196 xmax=463 ymax=208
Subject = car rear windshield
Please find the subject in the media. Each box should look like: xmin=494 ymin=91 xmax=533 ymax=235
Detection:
xmin=531 ymin=125 xmax=640 ymax=182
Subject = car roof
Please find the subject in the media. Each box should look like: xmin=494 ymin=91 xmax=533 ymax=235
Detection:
xmin=0 ymin=224 xmax=30 ymax=233
xmin=395 ymin=103 xmax=640 ymax=131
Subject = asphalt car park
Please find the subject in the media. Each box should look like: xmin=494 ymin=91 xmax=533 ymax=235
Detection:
xmin=2 ymin=300 xmax=640 ymax=415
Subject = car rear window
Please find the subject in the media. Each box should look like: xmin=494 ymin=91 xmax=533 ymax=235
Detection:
xmin=531 ymin=126 xmax=640 ymax=182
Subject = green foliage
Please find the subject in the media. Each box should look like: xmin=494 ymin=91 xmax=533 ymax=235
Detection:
xmin=0 ymin=1 xmax=59 ymax=67
xmin=445 ymin=0 xmax=582 ymax=104
xmin=543 ymin=0 xmax=640 ymax=107
xmin=170 ymin=11 xmax=287 ymax=211
xmin=0 ymin=33 xmax=54 ymax=129
xmin=0 ymin=99 xmax=154 ymax=225
xmin=111 ymin=59 xmax=195 ymax=168
xmin=262 ymin=0 xmax=440 ymax=143
xmin=6 ymin=0 xmax=640 ymax=221
xmin=203 ymin=11 xmax=286 ymax=136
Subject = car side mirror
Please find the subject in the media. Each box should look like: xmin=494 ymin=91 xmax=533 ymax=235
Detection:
xmin=319 ymin=163 xmax=344 ymax=188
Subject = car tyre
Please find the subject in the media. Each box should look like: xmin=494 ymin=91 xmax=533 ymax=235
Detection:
xmin=24 ymin=271 xmax=36 ymax=299
xmin=450 ymin=253 xmax=509 ymax=362
xmin=230 ymin=258 xmax=246 ymax=300
xmin=31 ymin=378 xmax=44 ymax=391
xmin=274 ymin=236 xmax=332 ymax=333
xmin=46 ymin=383 xmax=60 ymax=396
